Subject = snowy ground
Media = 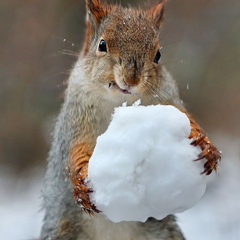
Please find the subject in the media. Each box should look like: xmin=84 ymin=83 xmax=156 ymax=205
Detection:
xmin=0 ymin=135 xmax=239 ymax=240
xmin=0 ymin=168 xmax=44 ymax=240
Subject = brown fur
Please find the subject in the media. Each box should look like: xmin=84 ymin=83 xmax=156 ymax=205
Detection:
xmin=69 ymin=143 xmax=92 ymax=180
xmin=184 ymin=111 xmax=221 ymax=175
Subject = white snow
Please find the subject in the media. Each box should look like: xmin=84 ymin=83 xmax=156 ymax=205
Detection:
xmin=0 ymin=168 xmax=44 ymax=240
xmin=88 ymin=104 xmax=206 ymax=223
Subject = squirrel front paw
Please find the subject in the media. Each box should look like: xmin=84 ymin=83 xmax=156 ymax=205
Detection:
xmin=69 ymin=143 xmax=101 ymax=214
xmin=73 ymin=175 xmax=101 ymax=215
xmin=191 ymin=133 xmax=221 ymax=175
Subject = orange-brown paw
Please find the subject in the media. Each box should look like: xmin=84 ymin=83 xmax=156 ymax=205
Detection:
xmin=73 ymin=176 xmax=101 ymax=215
xmin=191 ymin=133 xmax=222 ymax=175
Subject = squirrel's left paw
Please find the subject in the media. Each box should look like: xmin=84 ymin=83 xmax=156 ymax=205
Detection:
xmin=191 ymin=134 xmax=221 ymax=175
xmin=73 ymin=176 xmax=101 ymax=215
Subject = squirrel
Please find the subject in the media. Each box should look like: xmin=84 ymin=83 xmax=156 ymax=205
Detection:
xmin=40 ymin=0 xmax=221 ymax=239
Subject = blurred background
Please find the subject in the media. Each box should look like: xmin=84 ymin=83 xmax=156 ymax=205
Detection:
xmin=0 ymin=0 xmax=239 ymax=239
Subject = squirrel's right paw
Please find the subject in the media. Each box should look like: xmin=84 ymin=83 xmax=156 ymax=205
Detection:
xmin=73 ymin=176 xmax=101 ymax=215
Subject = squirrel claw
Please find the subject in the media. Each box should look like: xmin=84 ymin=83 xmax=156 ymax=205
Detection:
xmin=193 ymin=152 xmax=205 ymax=161
xmin=191 ymin=133 xmax=221 ymax=175
xmin=191 ymin=134 xmax=205 ymax=146
xmin=73 ymin=177 xmax=101 ymax=215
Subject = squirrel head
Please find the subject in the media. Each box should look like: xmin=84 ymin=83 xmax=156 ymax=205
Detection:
xmin=82 ymin=0 xmax=167 ymax=102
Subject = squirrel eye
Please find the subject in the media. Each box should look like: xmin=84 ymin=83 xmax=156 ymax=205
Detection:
xmin=154 ymin=50 xmax=161 ymax=64
xmin=98 ymin=39 xmax=107 ymax=52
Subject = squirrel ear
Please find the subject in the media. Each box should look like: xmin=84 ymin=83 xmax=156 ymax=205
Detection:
xmin=86 ymin=0 xmax=107 ymax=26
xmin=152 ymin=0 xmax=166 ymax=29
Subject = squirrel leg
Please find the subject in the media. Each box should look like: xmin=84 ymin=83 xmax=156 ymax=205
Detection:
xmin=69 ymin=143 xmax=101 ymax=214
xmin=183 ymin=111 xmax=221 ymax=175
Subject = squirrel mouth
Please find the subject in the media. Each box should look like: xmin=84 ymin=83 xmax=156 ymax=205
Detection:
xmin=108 ymin=82 xmax=131 ymax=94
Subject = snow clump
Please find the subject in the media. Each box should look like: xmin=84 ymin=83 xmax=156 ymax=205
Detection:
xmin=88 ymin=104 xmax=207 ymax=223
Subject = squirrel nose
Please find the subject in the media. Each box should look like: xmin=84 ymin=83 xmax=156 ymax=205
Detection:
xmin=124 ymin=76 xmax=140 ymax=87
xmin=124 ymin=56 xmax=141 ymax=86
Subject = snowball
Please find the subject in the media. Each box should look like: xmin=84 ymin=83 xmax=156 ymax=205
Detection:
xmin=88 ymin=104 xmax=206 ymax=223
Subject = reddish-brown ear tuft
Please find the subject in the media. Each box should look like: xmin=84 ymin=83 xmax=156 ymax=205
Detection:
xmin=86 ymin=0 xmax=107 ymax=25
xmin=152 ymin=0 xmax=167 ymax=29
